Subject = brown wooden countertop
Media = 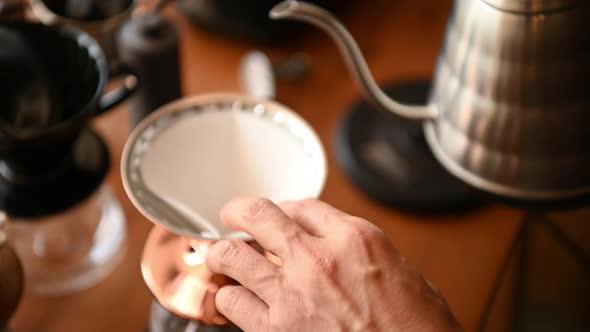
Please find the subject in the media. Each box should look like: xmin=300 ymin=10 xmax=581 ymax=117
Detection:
xmin=11 ymin=1 xmax=522 ymax=331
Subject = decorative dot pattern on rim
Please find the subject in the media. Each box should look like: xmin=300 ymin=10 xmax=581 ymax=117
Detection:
xmin=121 ymin=93 xmax=327 ymax=240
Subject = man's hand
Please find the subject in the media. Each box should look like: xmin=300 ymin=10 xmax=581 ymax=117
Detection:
xmin=206 ymin=197 xmax=463 ymax=332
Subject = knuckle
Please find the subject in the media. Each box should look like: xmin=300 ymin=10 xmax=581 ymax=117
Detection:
xmin=364 ymin=224 xmax=387 ymax=242
xmin=342 ymin=222 xmax=365 ymax=241
xmin=305 ymin=247 xmax=337 ymax=276
xmin=339 ymin=219 xmax=388 ymax=263
xmin=281 ymin=198 xmax=323 ymax=219
xmin=283 ymin=225 xmax=304 ymax=244
xmin=251 ymin=261 xmax=280 ymax=287
xmin=209 ymin=240 xmax=240 ymax=269
xmin=251 ymin=266 xmax=270 ymax=284
xmin=243 ymin=198 xmax=275 ymax=222
xmin=344 ymin=217 xmax=385 ymax=242
xmin=299 ymin=198 xmax=321 ymax=209
xmin=217 ymin=287 xmax=241 ymax=314
xmin=246 ymin=198 xmax=274 ymax=217
xmin=315 ymin=253 xmax=337 ymax=275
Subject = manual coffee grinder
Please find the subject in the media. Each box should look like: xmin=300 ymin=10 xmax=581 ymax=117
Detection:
xmin=121 ymin=93 xmax=327 ymax=331
xmin=117 ymin=0 xmax=183 ymax=128
xmin=0 ymin=21 xmax=136 ymax=295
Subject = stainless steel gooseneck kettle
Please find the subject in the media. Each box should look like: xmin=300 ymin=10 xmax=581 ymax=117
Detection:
xmin=269 ymin=0 xmax=590 ymax=203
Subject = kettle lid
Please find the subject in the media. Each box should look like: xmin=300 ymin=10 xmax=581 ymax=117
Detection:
xmin=482 ymin=0 xmax=581 ymax=13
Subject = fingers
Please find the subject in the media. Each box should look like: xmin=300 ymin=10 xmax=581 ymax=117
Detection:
xmin=220 ymin=197 xmax=314 ymax=259
xmin=279 ymin=198 xmax=349 ymax=237
xmin=207 ymin=239 xmax=281 ymax=302
xmin=216 ymin=285 xmax=268 ymax=332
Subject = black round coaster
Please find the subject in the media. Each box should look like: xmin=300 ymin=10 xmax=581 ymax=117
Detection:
xmin=0 ymin=128 xmax=110 ymax=218
xmin=335 ymin=80 xmax=481 ymax=214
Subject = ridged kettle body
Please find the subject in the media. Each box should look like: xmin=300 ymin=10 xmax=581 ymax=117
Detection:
xmin=425 ymin=0 xmax=590 ymax=200
xmin=270 ymin=0 xmax=590 ymax=201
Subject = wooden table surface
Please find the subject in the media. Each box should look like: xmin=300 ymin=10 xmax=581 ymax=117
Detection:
xmin=11 ymin=1 xmax=522 ymax=331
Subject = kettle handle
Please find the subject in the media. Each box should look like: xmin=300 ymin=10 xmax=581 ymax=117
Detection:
xmin=270 ymin=1 xmax=437 ymax=121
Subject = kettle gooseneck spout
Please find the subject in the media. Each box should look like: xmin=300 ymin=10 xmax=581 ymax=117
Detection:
xmin=269 ymin=0 xmax=438 ymax=121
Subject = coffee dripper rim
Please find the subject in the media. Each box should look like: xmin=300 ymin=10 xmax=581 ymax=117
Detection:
xmin=121 ymin=92 xmax=328 ymax=241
